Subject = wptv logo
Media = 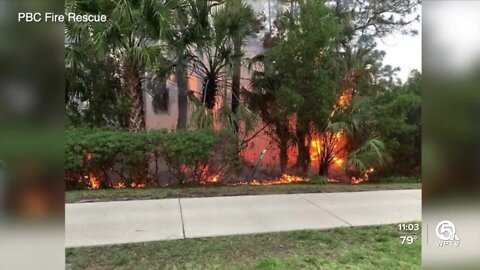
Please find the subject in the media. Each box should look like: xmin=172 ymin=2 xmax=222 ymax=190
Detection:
xmin=435 ymin=220 xmax=460 ymax=247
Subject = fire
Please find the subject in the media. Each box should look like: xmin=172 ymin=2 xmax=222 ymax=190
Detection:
xmin=113 ymin=182 xmax=126 ymax=189
xmin=309 ymin=132 xmax=347 ymax=171
xmin=265 ymin=174 xmax=308 ymax=185
xmin=130 ymin=182 xmax=146 ymax=188
xmin=84 ymin=152 xmax=100 ymax=189
xmin=309 ymin=138 xmax=322 ymax=161
xmin=330 ymin=89 xmax=353 ymax=118
xmin=84 ymin=152 xmax=146 ymax=189
xmin=229 ymin=174 xmax=309 ymax=186
xmin=206 ymin=174 xmax=220 ymax=183
xmin=327 ymin=178 xmax=340 ymax=183
xmin=351 ymin=168 xmax=375 ymax=185
xmin=112 ymin=182 xmax=146 ymax=189
xmin=338 ymin=89 xmax=353 ymax=108
xmin=86 ymin=173 xmax=100 ymax=189
xmin=333 ymin=157 xmax=344 ymax=167
xmin=199 ymin=165 xmax=221 ymax=184
xmin=201 ymin=171 xmax=220 ymax=184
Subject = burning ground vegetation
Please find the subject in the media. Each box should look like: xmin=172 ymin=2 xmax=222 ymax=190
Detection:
xmin=76 ymin=140 xmax=375 ymax=190
xmin=66 ymin=88 xmax=380 ymax=191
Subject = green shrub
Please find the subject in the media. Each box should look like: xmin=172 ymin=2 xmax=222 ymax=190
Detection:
xmin=308 ymin=174 xmax=327 ymax=185
xmin=161 ymin=129 xmax=238 ymax=184
xmin=65 ymin=128 xmax=238 ymax=189
xmin=65 ymin=127 xmax=165 ymax=189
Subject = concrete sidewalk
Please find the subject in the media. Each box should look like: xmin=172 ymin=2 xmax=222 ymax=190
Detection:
xmin=65 ymin=189 xmax=421 ymax=247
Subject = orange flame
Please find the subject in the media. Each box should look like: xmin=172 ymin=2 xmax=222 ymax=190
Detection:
xmin=327 ymin=178 xmax=341 ymax=183
xmin=229 ymin=174 xmax=309 ymax=186
xmin=84 ymin=152 xmax=101 ymax=189
xmin=200 ymin=171 xmax=220 ymax=184
xmin=199 ymin=165 xmax=221 ymax=184
xmin=330 ymin=89 xmax=353 ymax=118
xmin=338 ymin=89 xmax=353 ymax=108
xmin=130 ymin=182 xmax=146 ymax=188
xmin=86 ymin=173 xmax=100 ymax=189
xmin=206 ymin=174 xmax=220 ymax=183
xmin=112 ymin=182 xmax=146 ymax=189
xmin=351 ymin=168 xmax=375 ymax=185
xmin=113 ymin=182 xmax=126 ymax=189
xmin=309 ymin=138 xmax=322 ymax=161
xmin=333 ymin=157 xmax=344 ymax=167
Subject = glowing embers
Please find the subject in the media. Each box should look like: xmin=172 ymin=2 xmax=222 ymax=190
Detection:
xmin=84 ymin=152 xmax=100 ymax=190
xmin=337 ymin=89 xmax=353 ymax=108
xmin=112 ymin=182 xmax=146 ymax=189
xmin=230 ymin=174 xmax=309 ymax=186
xmin=351 ymin=168 xmax=375 ymax=185
xmin=202 ymin=171 xmax=220 ymax=184
xmin=84 ymin=152 xmax=146 ymax=189
xmin=86 ymin=173 xmax=101 ymax=189
xmin=198 ymin=165 xmax=221 ymax=184
xmin=327 ymin=178 xmax=341 ymax=183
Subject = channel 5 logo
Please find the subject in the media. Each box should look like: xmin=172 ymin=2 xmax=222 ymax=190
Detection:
xmin=435 ymin=220 xmax=460 ymax=247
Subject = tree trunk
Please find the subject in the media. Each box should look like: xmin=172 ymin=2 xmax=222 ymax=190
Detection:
xmin=231 ymin=38 xmax=242 ymax=132
xmin=152 ymin=77 xmax=169 ymax=113
xmin=295 ymin=125 xmax=310 ymax=173
xmin=124 ymin=64 xmax=145 ymax=132
xmin=319 ymin=134 xmax=335 ymax=176
xmin=276 ymin=123 xmax=290 ymax=173
xmin=279 ymin=139 xmax=288 ymax=174
xmin=176 ymin=56 xmax=188 ymax=130
xmin=319 ymin=159 xmax=329 ymax=177
xmin=202 ymin=73 xmax=218 ymax=109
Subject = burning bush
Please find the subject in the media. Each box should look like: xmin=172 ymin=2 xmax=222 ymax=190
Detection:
xmin=65 ymin=127 xmax=166 ymax=189
xmin=65 ymin=128 xmax=239 ymax=189
xmin=160 ymin=129 xmax=239 ymax=185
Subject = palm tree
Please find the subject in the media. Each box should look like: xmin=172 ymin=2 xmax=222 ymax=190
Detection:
xmin=191 ymin=34 xmax=233 ymax=110
xmin=325 ymin=96 xmax=391 ymax=177
xmin=215 ymin=0 xmax=257 ymax=128
xmin=66 ymin=0 xmax=165 ymax=131
xmin=188 ymin=3 xmax=256 ymax=134
xmin=158 ymin=0 xmax=222 ymax=129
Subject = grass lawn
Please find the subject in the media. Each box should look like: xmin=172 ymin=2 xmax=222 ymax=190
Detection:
xmin=65 ymin=182 xmax=421 ymax=203
xmin=66 ymin=223 xmax=421 ymax=270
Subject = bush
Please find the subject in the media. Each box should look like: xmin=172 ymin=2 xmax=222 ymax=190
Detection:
xmin=65 ymin=127 xmax=239 ymax=189
xmin=308 ymin=174 xmax=327 ymax=185
xmin=161 ymin=129 xmax=238 ymax=185
xmin=65 ymin=127 xmax=166 ymax=189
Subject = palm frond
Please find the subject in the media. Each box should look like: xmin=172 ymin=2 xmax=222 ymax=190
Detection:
xmin=235 ymin=103 xmax=256 ymax=133
xmin=328 ymin=95 xmax=372 ymax=137
xmin=346 ymin=137 xmax=392 ymax=174
xmin=189 ymin=94 xmax=214 ymax=129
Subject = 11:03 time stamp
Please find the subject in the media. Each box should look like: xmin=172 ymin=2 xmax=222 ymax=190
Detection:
xmin=398 ymin=223 xmax=420 ymax=245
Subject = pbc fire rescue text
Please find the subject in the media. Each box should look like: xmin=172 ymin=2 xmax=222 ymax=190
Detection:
xmin=18 ymin=12 xmax=107 ymax=23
